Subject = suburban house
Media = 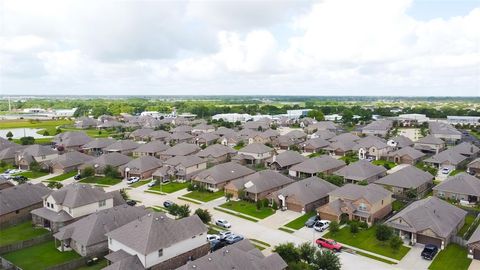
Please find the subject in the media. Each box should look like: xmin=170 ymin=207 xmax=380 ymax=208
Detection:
xmin=105 ymin=213 xmax=209 ymax=270
xmin=190 ymin=162 xmax=255 ymax=192
xmin=389 ymin=135 xmax=414 ymax=149
xmin=243 ymin=121 xmax=270 ymax=131
xmin=288 ymin=155 xmax=346 ymax=179
xmin=429 ymin=122 xmax=462 ymax=144
xmin=79 ymin=152 xmax=132 ymax=176
xmin=132 ymin=141 xmax=170 ymax=158
xmin=0 ymin=177 xmax=14 ymax=190
xmin=168 ymin=132 xmax=195 ymax=144
xmin=128 ymin=128 xmax=154 ymax=141
xmin=224 ymin=170 xmax=295 ymax=201
xmin=53 ymin=131 xmax=93 ymax=152
xmin=0 ymin=183 xmax=50 ymax=228
xmin=414 ymin=134 xmax=445 ymax=154
xmin=236 ymin=143 xmax=273 ymax=165
xmin=15 ymin=144 xmax=59 ymax=170
xmin=148 ymin=130 xmax=171 ymax=142
xmin=195 ymin=144 xmax=237 ymax=164
xmin=311 ymin=130 xmax=336 ymax=140
xmin=329 ymin=133 xmax=360 ymax=143
xmin=450 ymin=142 xmax=480 ymax=158
xmin=53 ymin=205 xmax=149 ymax=256
xmin=374 ymin=165 xmax=434 ymax=198
xmin=353 ymin=136 xmax=390 ymax=161
xmin=177 ymin=239 xmax=287 ymax=270
xmin=0 ymin=144 xmax=26 ymax=164
xmin=387 ymin=146 xmax=426 ymax=165
xmin=361 ymin=120 xmax=393 ymax=137
xmin=75 ymin=117 xmax=99 ymax=129
xmin=385 ymin=197 xmax=466 ymax=249
xmin=81 ymin=138 xmax=116 ymax=156
xmin=266 ymin=151 xmax=307 ymax=172
xmin=194 ymin=132 xmax=219 ymax=146
xmin=159 ymin=155 xmax=207 ymax=180
xmin=467 ymin=226 xmax=480 ymax=260
xmin=300 ymin=138 xmax=330 ymax=153
xmin=333 ymin=160 xmax=387 ymax=184
xmin=192 ymin=124 xmax=215 ymax=134
xmin=468 ymin=158 xmax=480 ymax=176
xmin=317 ymin=184 xmax=393 ymax=225
xmin=172 ymin=125 xmax=193 ymax=134
xmin=0 ymin=138 xmax=16 ymax=152
xmin=424 ymin=148 xmax=468 ymax=170
xmin=119 ymin=156 xmax=163 ymax=179
xmin=220 ymin=133 xmax=242 ymax=147
xmin=159 ymin=142 xmax=201 ymax=160
xmin=31 ymin=184 xmax=122 ymax=232
xmin=304 ymin=121 xmax=338 ymax=134
xmin=325 ymin=140 xmax=357 ymax=156
xmin=104 ymin=140 xmax=140 ymax=155
xmin=213 ymin=127 xmax=235 ymax=137
xmin=270 ymin=176 xmax=338 ymax=213
xmin=44 ymin=151 xmax=94 ymax=173
xmin=433 ymin=173 xmax=480 ymax=204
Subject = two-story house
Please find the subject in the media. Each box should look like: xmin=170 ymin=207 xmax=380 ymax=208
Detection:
xmin=190 ymin=162 xmax=255 ymax=192
xmin=235 ymin=143 xmax=273 ymax=165
xmin=353 ymin=136 xmax=390 ymax=161
xmin=15 ymin=144 xmax=58 ymax=170
xmin=154 ymin=155 xmax=207 ymax=181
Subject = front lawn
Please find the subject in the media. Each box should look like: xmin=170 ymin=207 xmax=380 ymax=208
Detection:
xmin=183 ymin=190 xmax=224 ymax=202
xmin=449 ymin=169 xmax=464 ymax=176
xmin=0 ymin=221 xmax=49 ymax=247
xmin=372 ymin=160 xmax=397 ymax=169
xmin=3 ymin=241 xmax=80 ymax=270
xmin=129 ymin=180 xmax=150 ymax=188
xmin=47 ymin=171 xmax=77 ymax=181
xmin=149 ymin=181 xmax=189 ymax=193
xmin=14 ymin=170 xmax=49 ymax=179
xmin=429 ymin=244 xmax=471 ymax=270
xmin=0 ymin=162 xmax=15 ymax=172
xmin=323 ymin=226 xmax=410 ymax=260
xmin=220 ymin=201 xmax=275 ymax=219
xmin=79 ymin=176 xmax=122 ymax=186
xmin=284 ymin=212 xmax=316 ymax=230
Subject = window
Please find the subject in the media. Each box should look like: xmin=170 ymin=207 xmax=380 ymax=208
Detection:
xmin=99 ymin=200 xmax=106 ymax=207
xmin=158 ymin=249 xmax=163 ymax=257
xmin=15 ymin=210 xmax=19 ymax=214
xmin=438 ymin=192 xmax=445 ymax=198
xmin=358 ymin=203 xmax=367 ymax=211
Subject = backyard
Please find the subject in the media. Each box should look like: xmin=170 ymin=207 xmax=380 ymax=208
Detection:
xmin=457 ymin=214 xmax=478 ymax=237
xmin=183 ymin=190 xmax=224 ymax=202
xmin=46 ymin=171 xmax=77 ymax=181
xmin=429 ymin=244 xmax=471 ymax=270
xmin=219 ymin=201 xmax=275 ymax=219
xmin=0 ymin=221 xmax=49 ymax=247
xmin=149 ymin=181 xmax=189 ymax=193
xmin=79 ymin=176 xmax=122 ymax=186
xmin=284 ymin=211 xmax=316 ymax=230
xmin=372 ymin=160 xmax=397 ymax=169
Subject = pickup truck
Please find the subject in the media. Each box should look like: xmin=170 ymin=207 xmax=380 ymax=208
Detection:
xmin=315 ymin=238 xmax=342 ymax=252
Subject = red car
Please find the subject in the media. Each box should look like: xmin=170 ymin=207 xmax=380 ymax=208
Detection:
xmin=315 ymin=238 xmax=342 ymax=252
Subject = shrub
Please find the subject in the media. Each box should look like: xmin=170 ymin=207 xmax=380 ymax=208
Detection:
xmin=390 ymin=235 xmax=403 ymax=252
xmin=104 ymin=165 xmax=120 ymax=179
xmin=19 ymin=136 xmax=35 ymax=145
xmin=329 ymin=221 xmax=340 ymax=235
xmin=225 ymin=193 xmax=233 ymax=201
xmin=256 ymin=200 xmax=263 ymax=210
xmin=47 ymin=181 xmax=63 ymax=189
xmin=6 ymin=131 xmax=13 ymax=140
xmin=81 ymin=166 xmax=95 ymax=178
xmin=375 ymin=224 xmax=393 ymax=243
xmin=359 ymin=221 xmax=368 ymax=230
xmin=262 ymin=198 xmax=269 ymax=208
xmin=350 ymin=223 xmax=359 ymax=234
xmin=271 ymin=200 xmax=278 ymax=210
xmin=273 ymin=242 xmax=300 ymax=264
xmin=43 ymin=130 xmax=50 ymax=136
xmin=194 ymin=208 xmax=212 ymax=224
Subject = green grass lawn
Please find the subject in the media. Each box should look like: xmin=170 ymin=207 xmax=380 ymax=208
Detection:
xmin=149 ymin=181 xmax=189 ymax=193
xmin=14 ymin=170 xmax=49 ymax=179
xmin=220 ymin=201 xmax=275 ymax=219
xmin=129 ymin=180 xmax=150 ymax=188
xmin=339 ymin=154 xmax=359 ymax=164
xmin=76 ymin=259 xmax=108 ymax=270
xmin=458 ymin=214 xmax=477 ymax=237
xmin=183 ymin=190 xmax=224 ymax=202
xmin=47 ymin=171 xmax=77 ymax=181
xmin=392 ymin=200 xmax=406 ymax=212
xmin=0 ymin=119 xmax=73 ymax=129
xmin=79 ymin=176 xmax=122 ymax=186
xmin=13 ymin=137 xmax=53 ymax=144
xmin=449 ymin=169 xmax=464 ymax=176
xmin=372 ymin=160 xmax=397 ymax=169
xmin=429 ymin=244 xmax=471 ymax=270
xmin=284 ymin=212 xmax=316 ymax=230
xmin=323 ymin=226 xmax=410 ymax=260
xmin=3 ymin=240 xmax=80 ymax=270
xmin=0 ymin=163 xmax=15 ymax=172
xmin=0 ymin=221 xmax=49 ymax=247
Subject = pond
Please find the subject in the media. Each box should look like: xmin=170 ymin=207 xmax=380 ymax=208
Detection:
xmin=0 ymin=128 xmax=52 ymax=139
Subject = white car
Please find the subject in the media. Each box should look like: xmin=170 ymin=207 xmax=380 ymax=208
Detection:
xmin=127 ymin=177 xmax=140 ymax=184
xmin=215 ymin=219 xmax=231 ymax=228
xmin=147 ymin=180 xmax=157 ymax=187
xmin=206 ymin=234 xmax=220 ymax=242
xmin=313 ymin=220 xmax=331 ymax=232
xmin=219 ymin=231 xmax=233 ymax=240
xmin=441 ymin=167 xmax=450 ymax=175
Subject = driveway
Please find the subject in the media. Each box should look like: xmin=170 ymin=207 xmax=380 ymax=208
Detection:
xmin=396 ymin=244 xmax=432 ymax=270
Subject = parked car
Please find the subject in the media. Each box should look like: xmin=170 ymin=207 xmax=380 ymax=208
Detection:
xmin=441 ymin=167 xmax=450 ymax=174
xmin=126 ymin=200 xmax=137 ymax=206
xmin=421 ymin=244 xmax=438 ymax=260
xmin=219 ymin=231 xmax=233 ymax=240
xmin=126 ymin=177 xmax=140 ymax=184
xmin=74 ymin=174 xmax=82 ymax=180
xmin=313 ymin=220 xmax=331 ymax=232
xmin=12 ymin=175 xmax=28 ymax=181
xmin=215 ymin=219 xmax=231 ymax=228
xmin=210 ymin=239 xmax=227 ymax=252
xmin=366 ymin=156 xmax=375 ymax=162
xmin=305 ymin=215 xmax=319 ymax=228
xmin=147 ymin=180 xmax=157 ymax=187
xmin=315 ymin=238 xmax=342 ymax=252
xmin=163 ymin=200 xmax=174 ymax=208
xmin=225 ymin=235 xmax=244 ymax=244
xmin=206 ymin=234 xmax=220 ymax=242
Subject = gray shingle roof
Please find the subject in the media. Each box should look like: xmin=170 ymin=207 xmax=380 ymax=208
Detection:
xmin=47 ymin=151 xmax=94 ymax=168
xmin=239 ymin=143 xmax=273 ymax=154
xmin=390 ymin=135 xmax=414 ymax=148
xmin=133 ymin=141 xmax=170 ymax=154
xmin=104 ymin=140 xmax=140 ymax=152
xmin=313 ymin=130 xmax=336 ymax=140
xmin=161 ymin=142 xmax=200 ymax=156
xmin=289 ymin=155 xmax=346 ymax=174
xmin=450 ymin=142 xmax=480 ymax=157
xmin=362 ymin=120 xmax=393 ymax=132
xmin=18 ymin=144 xmax=57 ymax=157
xmin=329 ymin=133 xmax=360 ymax=143
xmin=49 ymin=183 xmax=114 ymax=208
xmin=81 ymin=152 xmax=132 ymax=169
xmin=468 ymin=158 xmax=480 ymax=169
xmin=433 ymin=173 xmax=480 ymax=197
xmin=353 ymin=136 xmax=388 ymax=150
xmin=272 ymin=176 xmax=338 ymax=205
xmin=328 ymin=183 xmax=392 ymax=204
xmin=192 ymin=162 xmax=255 ymax=185
xmin=429 ymin=122 xmax=462 ymax=136
xmin=388 ymin=146 xmax=426 ymax=160
xmin=424 ymin=148 xmax=467 ymax=165
xmin=467 ymin=225 xmax=480 ymax=245
xmin=228 ymin=170 xmax=294 ymax=194
xmin=196 ymin=144 xmax=236 ymax=158
xmin=53 ymin=131 xmax=93 ymax=147
xmin=334 ymin=160 xmax=387 ymax=181
xmin=0 ymin=183 xmax=50 ymax=215
xmin=103 ymin=253 xmax=144 ymax=270
xmin=375 ymin=165 xmax=433 ymax=189
xmin=0 ymin=145 xmax=25 ymax=161
xmin=415 ymin=134 xmax=444 ymax=145
xmin=81 ymin=138 xmax=116 ymax=150
xmin=268 ymin=151 xmax=307 ymax=168
xmin=120 ymin=156 xmax=162 ymax=174
xmin=164 ymin=155 xmax=206 ymax=168
xmin=301 ymin=138 xmax=330 ymax=149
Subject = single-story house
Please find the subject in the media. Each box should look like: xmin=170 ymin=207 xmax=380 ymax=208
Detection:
xmin=353 ymin=136 xmax=390 ymax=161
xmin=104 ymin=140 xmax=140 ymax=156
xmin=195 ymin=132 xmax=220 ymax=146
xmin=79 ymin=152 xmax=132 ymax=176
xmin=160 ymin=155 xmax=207 ymax=180
xmin=236 ymin=143 xmax=274 ymax=165
xmin=361 ymin=120 xmax=393 ymax=137
xmin=132 ymin=141 xmax=170 ymax=158
xmin=53 ymin=131 xmax=93 ymax=152
xmin=159 ymin=142 xmax=201 ymax=160
xmin=374 ymin=165 xmax=434 ymax=198
xmin=414 ymin=135 xmax=445 ymax=154
xmin=81 ymin=138 xmax=116 ymax=156
xmin=168 ymin=132 xmax=195 ymax=144
xmin=333 ymin=160 xmax=387 ymax=184
xmin=15 ymin=144 xmax=58 ymax=170
xmin=45 ymin=151 xmax=95 ymax=174
xmin=128 ymin=128 xmax=154 ymax=141
xmin=424 ymin=148 xmax=468 ymax=170
xmin=191 ymin=162 xmax=255 ymax=192
xmin=266 ymin=151 xmax=307 ymax=172
xmin=433 ymin=173 xmax=480 ymax=204
xmin=288 ymin=155 xmax=346 ymax=179
xmin=389 ymin=135 xmax=414 ymax=149
xmin=300 ymin=138 xmax=330 ymax=153
xmin=195 ymin=144 xmax=237 ymax=164
xmin=387 ymin=146 xmax=426 ymax=165
xmin=119 ymin=156 xmax=163 ymax=179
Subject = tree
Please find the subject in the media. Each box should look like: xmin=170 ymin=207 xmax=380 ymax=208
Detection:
xmin=47 ymin=181 xmax=63 ymax=189
xmin=406 ymin=188 xmax=418 ymax=199
xmin=194 ymin=208 xmax=212 ymax=224
xmin=29 ymin=161 xmax=42 ymax=172
xmin=358 ymin=180 xmax=369 ymax=186
xmin=329 ymin=220 xmax=340 ymax=235
xmin=298 ymin=242 xmax=316 ymax=264
xmin=43 ymin=130 xmax=50 ymax=136
xmin=375 ymin=224 xmax=393 ymax=243
xmin=307 ymin=110 xmax=325 ymax=121
xmin=311 ymin=250 xmax=341 ymax=270
xmin=350 ymin=222 xmax=359 ymax=235
xmin=342 ymin=110 xmax=354 ymax=124
xmin=6 ymin=131 xmax=13 ymax=140
xmin=55 ymin=128 xmax=62 ymax=135
xmin=81 ymin=166 xmax=95 ymax=178
xmin=273 ymin=242 xmax=300 ymax=264
xmin=390 ymin=235 xmax=403 ymax=252
xmin=176 ymin=204 xmax=191 ymax=219
xmin=104 ymin=165 xmax=120 ymax=179
xmin=19 ymin=136 xmax=35 ymax=145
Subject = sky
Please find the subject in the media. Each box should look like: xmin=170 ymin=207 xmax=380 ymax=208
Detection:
xmin=0 ymin=0 xmax=479 ymax=97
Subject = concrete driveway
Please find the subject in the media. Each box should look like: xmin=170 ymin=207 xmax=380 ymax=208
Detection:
xmin=396 ymin=244 xmax=432 ymax=270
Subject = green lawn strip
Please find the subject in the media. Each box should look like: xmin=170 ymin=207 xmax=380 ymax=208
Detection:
xmin=458 ymin=214 xmax=477 ymax=237
xmin=284 ymin=211 xmax=316 ymax=230
xmin=75 ymin=259 xmax=108 ymax=270
xmin=3 ymin=240 xmax=80 ymax=270
xmin=183 ymin=190 xmax=224 ymax=202
xmin=79 ymin=176 xmax=122 ymax=186
xmin=213 ymin=207 xmax=258 ymax=222
xmin=149 ymin=182 xmax=189 ymax=193
xmin=208 ymin=227 xmax=221 ymax=234
xmin=392 ymin=200 xmax=406 ymax=212
xmin=149 ymin=207 xmax=167 ymax=213
xmin=372 ymin=160 xmax=397 ymax=169
xmin=449 ymin=169 xmax=464 ymax=176
xmin=178 ymin=197 xmax=202 ymax=205
xmin=278 ymin=227 xmax=295 ymax=234
xmin=249 ymin=238 xmax=271 ymax=247
xmin=355 ymin=250 xmax=397 ymax=265
xmin=0 ymin=163 xmax=15 ymax=172
xmin=429 ymin=244 xmax=471 ymax=270
xmin=0 ymin=221 xmax=49 ymax=247
xmin=144 ymin=190 xmax=166 ymax=195
xmin=47 ymin=171 xmax=77 ymax=181
xmin=209 ymin=223 xmax=227 ymax=232
xmin=129 ymin=180 xmax=150 ymax=188
xmin=13 ymin=170 xmax=49 ymax=179
xmin=0 ymin=119 xmax=73 ymax=129
xmin=219 ymin=201 xmax=275 ymax=219
xmin=323 ymin=226 xmax=410 ymax=260
xmin=13 ymin=137 xmax=53 ymax=144
xmin=253 ymin=244 xmax=266 ymax=250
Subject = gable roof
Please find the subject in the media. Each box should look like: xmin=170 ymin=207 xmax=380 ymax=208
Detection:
xmin=81 ymin=138 xmax=116 ymax=150
xmin=164 ymin=155 xmax=206 ymax=168
xmin=424 ymin=148 xmax=467 ymax=165
xmin=18 ymin=144 xmax=57 ymax=157
xmin=47 ymin=151 xmax=94 ymax=168
xmin=81 ymin=152 xmax=132 ymax=169
xmin=375 ymin=165 xmax=433 ymax=189
xmin=104 ymin=140 xmax=140 ymax=152
xmin=120 ymin=156 xmax=162 ymax=174
xmin=334 ymin=160 xmax=387 ymax=181
xmin=429 ymin=122 xmax=462 ymax=136
xmin=313 ymin=130 xmax=336 ymax=140
xmin=48 ymin=183 xmax=113 ymax=208
xmin=362 ymin=120 xmax=393 ymax=132
xmin=289 ymin=155 xmax=346 ymax=174
xmin=0 ymin=183 xmax=50 ymax=215
xmin=415 ymin=134 xmax=444 ymax=145
xmin=268 ymin=151 xmax=307 ymax=168
xmin=450 ymin=142 xmax=480 ymax=156
xmin=239 ymin=143 xmax=273 ymax=154
xmin=227 ymin=170 xmax=295 ymax=194
xmin=301 ymin=138 xmax=330 ymax=149
xmin=196 ymin=144 xmax=236 ymax=158
xmin=161 ymin=142 xmax=200 ymax=156
xmin=329 ymin=133 xmax=360 ymax=143
xmin=133 ymin=141 xmax=170 ymax=154
xmin=388 ymin=146 xmax=426 ymax=160
xmin=353 ymin=136 xmax=388 ymax=150
xmin=53 ymin=131 xmax=93 ymax=147
xmin=192 ymin=162 xmax=255 ymax=185
xmin=272 ymin=177 xmax=338 ymax=205
xmin=328 ymin=183 xmax=392 ymax=204
xmin=390 ymin=135 xmax=414 ymax=148
xmin=433 ymin=173 xmax=480 ymax=197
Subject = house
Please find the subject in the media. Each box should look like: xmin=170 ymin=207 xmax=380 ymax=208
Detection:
xmin=317 ymin=184 xmax=393 ymax=225
xmin=168 ymin=132 xmax=194 ymax=144
xmin=194 ymin=132 xmax=219 ymax=146
xmin=128 ymin=128 xmax=154 ymax=141
xmin=81 ymin=138 xmax=116 ymax=156
xmin=220 ymin=133 xmax=243 ymax=147
xmin=213 ymin=127 xmax=235 ymax=137
xmin=119 ymin=156 xmax=163 ymax=179
xmin=80 ymin=153 xmax=132 ymax=176
xmin=104 ymin=140 xmax=140 ymax=155
xmin=224 ymin=170 xmax=295 ymax=201
xmin=270 ymin=177 xmax=338 ymax=213
xmin=311 ymin=130 xmax=336 ymax=140
xmin=45 ymin=151 xmax=94 ymax=173
xmin=288 ymin=155 xmax=346 ymax=179
xmin=414 ymin=135 xmax=445 ymax=154
xmin=266 ymin=151 xmax=307 ymax=172
xmin=243 ymin=121 xmax=270 ymax=131
xmin=304 ymin=121 xmax=338 ymax=134
xmin=300 ymin=138 xmax=330 ymax=153
xmin=172 ymin=125 xmax=193 ymax=134
xmin=195 ymin=144 xmax=236 ymax=164
xmin=433 ymin=173 xmax=480 ymax=204
xmin=424 ymin=148 xmax=468 ymax=170
xmin=361 ymin=120 xmax=393 ymax=137
xmin=159 ymin=156 xmax=207 ymax=180
xmin=192 ymin=124 xmax=215 ymax=134
xmin=374 ymin=165 xmax=434 ymax=198
xmin=468 ymin=158 xmax=480 ymax=176
xmin=333 ymin=160 xmax=387 ymax=184
xmin=0 ymin=137 xmax=16 ymax=152
xmin=353 ymin=136 xmax=390 ymax=160
xmin=325 ymin=140 xmax=357 ymax=156
xmin=53 ymin=205 xmax=149 ymax=256
xmin=31 ymin=184 xmax=122 ymax=232
xmin=0 ymin=183 xmax=50 ymax=228
xmin=148 ymin=130 xmax=171 ymax=142
xmin=429 ymin=122 xmax=462 ymax=144
xmin=105 ymin=213 xmax=209 ymax=270
xmin=53 ymin=131 xmax=93 ymax=152
xmin=0 ymin=144 xmax=25 ymax=164
xmin=329 ymin=133 xmax=360 ymax=143
xmin=15 ymin=144 xmax=58 ymax=170
xmin=97 ymin=120 xmax=123 ymax=129
xmin=387 ymin=146 xmax=426 ymax=165
xmin=385 ymin=197 xmax=466 ymax=249
xmin=450 ymin=142 xmax=480 ymax=158
xmin=159 ymin=142 xmax=201 ymax=160
xmin=236 ymin=143 xmax=273 ymax=165
xmin=132 ymin=141 xmax=170 ymax=158
xmin=191 ymin=162 xmax=255 ymax=192
xmin=467 ymin=226 xmax=480 ymax=260
xmin=388 ymin=135 xmax=414 ymax=149
xmin=75 ymin=117 xmax=99 ymax=129
xmin=177 ymin=239 xmax=287 ymax=270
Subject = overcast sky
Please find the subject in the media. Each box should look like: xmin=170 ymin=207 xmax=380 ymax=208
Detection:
xmin=0 ymin=0 xmax=479 ymax=96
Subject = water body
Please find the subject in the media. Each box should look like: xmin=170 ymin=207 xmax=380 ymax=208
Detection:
xmin=0 ymin=128 xmax=52 ymax=139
